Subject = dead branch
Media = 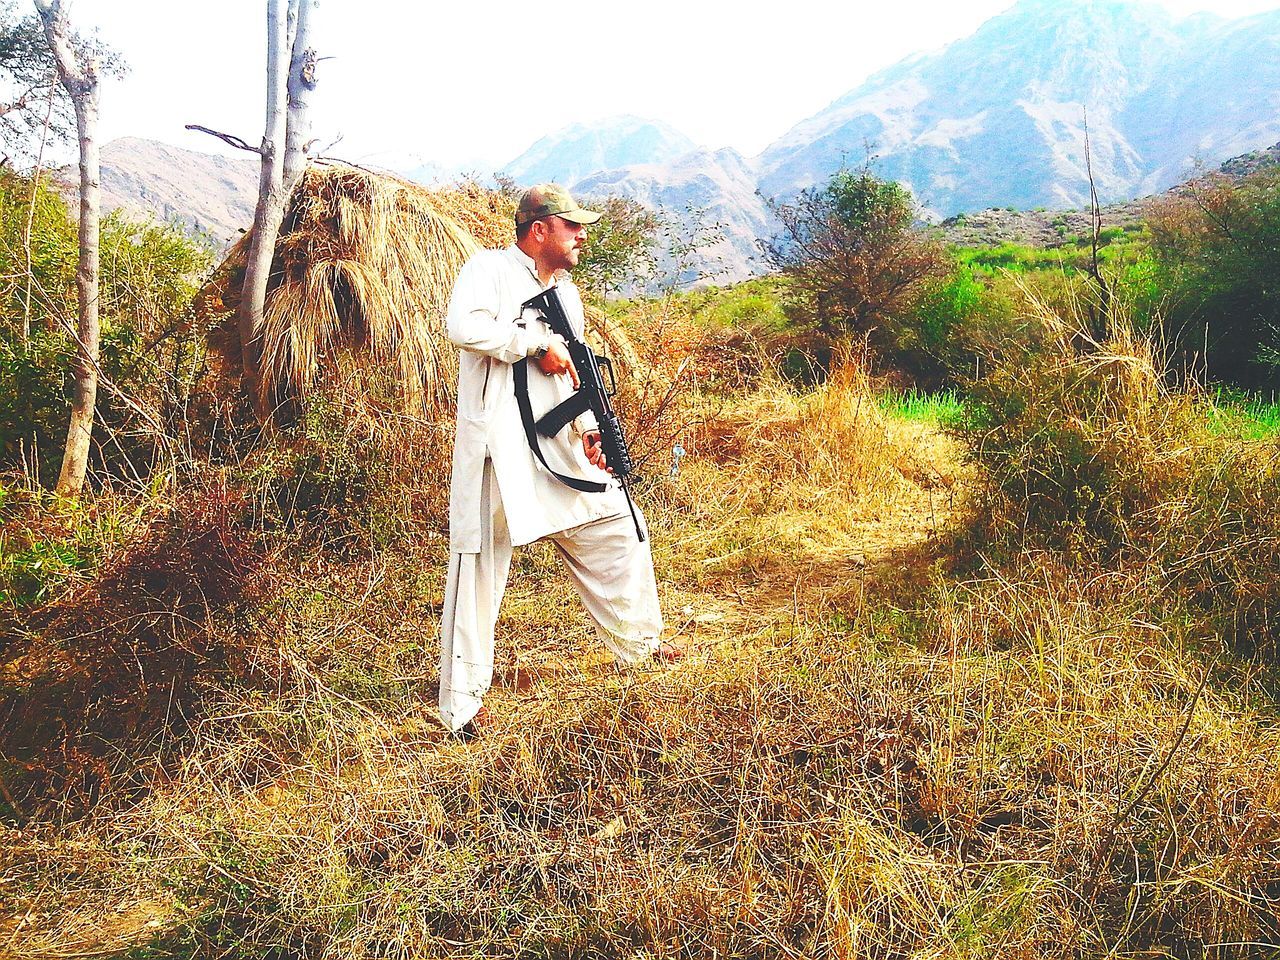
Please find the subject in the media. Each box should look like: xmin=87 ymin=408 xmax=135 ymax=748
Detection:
xmin=184 ymin=124 xmax=259 ymax=154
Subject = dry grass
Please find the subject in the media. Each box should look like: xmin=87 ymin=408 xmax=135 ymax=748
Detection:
xmin=8 ymin=548 xmax=1277 ymax=958
xmin=3 ymin=293 xmax=1280 ymax=959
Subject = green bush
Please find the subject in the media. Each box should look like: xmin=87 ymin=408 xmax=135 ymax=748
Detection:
xmin=0 ymin=168 xmax=77 ymax=330
xmin=0 ymin=330 xmax=72 ymax=478
xmin=900 ymin=229 xmax=1163 ymax=388
xmin=0 ymin=169 xmax=214 ymax=486
xmin=909 ymin=265 xmax=992 ymax=379
xmin=0 ymin=482 xmax=130 ymax=609
xmin=1147 ymin=169 xmax=1280 ymax=389
xmin=680 ymin=277 xmax=790 ymax=332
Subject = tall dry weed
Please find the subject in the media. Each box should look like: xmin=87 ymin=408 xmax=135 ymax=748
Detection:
xmin=963 ymin=284 xmax=1280 ymax=651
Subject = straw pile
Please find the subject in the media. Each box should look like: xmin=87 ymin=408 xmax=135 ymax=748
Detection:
xmin=207 ymin=163 xmax=485 ymax=417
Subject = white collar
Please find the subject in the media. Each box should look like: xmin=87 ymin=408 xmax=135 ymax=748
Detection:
xmin=508 ymin=244 xmax=545 ymax=286
xmin=508 ymin=244 xmax=568 ymax=289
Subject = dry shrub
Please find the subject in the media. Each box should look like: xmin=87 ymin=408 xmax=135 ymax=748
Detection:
xmin=965 ymin=287 xmax=1200 ymax=547
xmin=914 ymin=555 xmax=1280 ymax=955
xmin=0 ymin=479 xmax=264 ymax=819
xmin=964 ymin=285 xmax=1280 ymax=653
xmin=239 ymin=370 xmax=453 ymax=555
xmin=608 ymin=297 xmax=723 ymax=476
xmin=609 ymin=292 xmax=932 ymax=512
xmin=696 ymin=353 xmax=894 ymax=491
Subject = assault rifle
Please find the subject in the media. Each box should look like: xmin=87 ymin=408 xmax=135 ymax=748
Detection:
xmin=513 ymin=285 xmax=645 ymax=542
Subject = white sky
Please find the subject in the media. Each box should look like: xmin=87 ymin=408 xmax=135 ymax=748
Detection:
xmin=56 ymin=0 xmax=1280 ymax=173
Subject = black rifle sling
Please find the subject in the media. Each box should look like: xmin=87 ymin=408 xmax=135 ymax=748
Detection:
xmin=536 ymin=390 xmax=592 ymax=438
xmin=512 ymin=358 xmax=608 ymax=494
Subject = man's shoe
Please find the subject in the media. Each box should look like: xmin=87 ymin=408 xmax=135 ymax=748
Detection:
xmin=651 ymin=641 xmax=685 ymax=663
xmin=452 ymin=705 xmax=491 ymax=742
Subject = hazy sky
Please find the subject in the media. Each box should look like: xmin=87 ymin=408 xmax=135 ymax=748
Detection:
xmin=56 ymin=0 xmax=1280 ymax=172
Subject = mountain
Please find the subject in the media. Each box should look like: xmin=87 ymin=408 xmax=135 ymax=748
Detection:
xmin=86 ymin=0 xmax=1280 ymax=284
xmin=93 ymin=137 xmax=257 ymax=245
xmin=502 ymin=0 xmax=1280 ymax=279
xmin=574 ymin=148 xmax=769 ymax=284
xmin=757 ymin=0 xmax=1280 ymax=216
xmin=1121 ymin=8 xmax=1280 ymax=193
xmin=502 ymin=115 xmax=699 ymax=188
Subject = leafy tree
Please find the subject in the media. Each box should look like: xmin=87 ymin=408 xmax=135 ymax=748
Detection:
xmin=545 ymin=192 xmax=723 ymax=298
xmin=1147 ymin=169 xmax=1280 ymax=390
xmin=575 ymin=195 xmax=661 ymax=297
xmin=763 ymin=167 xmax=948 ymax=369
xmin=0 ymin=0 xmax=67 ymax=164
xmin=0 ymin=0 xmax=121 ymax=166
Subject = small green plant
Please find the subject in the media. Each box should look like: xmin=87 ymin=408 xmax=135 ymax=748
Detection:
xmin=1203 ymin=388 xmax=1280 ymax=439
xmin=878 ymin=388 xmax=966 ymax=427
xmin=0 ymin=483 xmax=118 ymax=607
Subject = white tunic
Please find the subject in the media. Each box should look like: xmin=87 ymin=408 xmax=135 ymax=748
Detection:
xmin=445 ymin=245 xmax=626 ymax=553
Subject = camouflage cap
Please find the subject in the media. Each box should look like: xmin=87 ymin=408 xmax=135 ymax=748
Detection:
xmin=514 ymin=183 xmax=603 ymax=227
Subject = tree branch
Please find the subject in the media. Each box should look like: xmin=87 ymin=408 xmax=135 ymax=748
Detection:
xmin=183 ymin=123 xmax=260 ymax=154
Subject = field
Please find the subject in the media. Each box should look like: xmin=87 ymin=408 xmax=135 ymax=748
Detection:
xmin=3 ymin=299 xmax=1280 ymax=959
xmin=4 ymin=164 xmax=1280 ymax=958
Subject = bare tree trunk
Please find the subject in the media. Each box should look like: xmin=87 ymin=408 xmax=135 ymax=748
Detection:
xmin=283 ymin=0 xmax=318 ymax=190
xmin=237 ymin=0 xmax=289 ymax=404
xmin=239 ymin=0 xmax=319 ymax=415
xmin=34 ymin=0 xmax=100 ymax=499
xmin=1082 ymin=110 xmax=1111 ymax=344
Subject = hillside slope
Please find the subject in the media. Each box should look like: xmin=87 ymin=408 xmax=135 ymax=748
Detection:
xmin=92 ymin=137 xmax=257 ymax=245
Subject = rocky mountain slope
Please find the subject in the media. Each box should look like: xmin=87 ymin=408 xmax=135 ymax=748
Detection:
xmin=573 ymin=147 xmax=770 ymax=283
xmin=937 ymin=138 xmax=1280 ymax=249
xmin=514 ymin=0 xmax=1280 ymax=279
xmin=91 ymin=137 xmax=257 ymax=246
xmin=756 ymin=0 xmax=1280 ymax=216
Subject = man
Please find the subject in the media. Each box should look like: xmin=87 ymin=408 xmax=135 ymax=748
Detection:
xmin=438 ymin=183 xmax=679 ymax=738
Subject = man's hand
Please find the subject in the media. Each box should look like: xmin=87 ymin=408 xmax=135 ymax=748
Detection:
xmin=583 ymin=430 xmax=613 ymax=474
xmin=537 ymin=337 xmax=579 ymax=389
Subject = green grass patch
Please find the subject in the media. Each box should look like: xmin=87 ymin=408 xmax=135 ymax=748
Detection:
xmin=1203 ymin=390 xmax=1280 ymax=439
xmin=679 ymin=276 xmax=790 ymax=330
xmin=879 ymin=389 xmax=966 ymax=427
xmin=607 ymin=276 xmax=790 ymax=328
xmin=957 ymin=227 xmax=1151 ymax=277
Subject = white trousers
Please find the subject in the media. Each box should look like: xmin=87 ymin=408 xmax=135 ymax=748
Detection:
xmin=438 ymin=461 xmax=663 ymax=732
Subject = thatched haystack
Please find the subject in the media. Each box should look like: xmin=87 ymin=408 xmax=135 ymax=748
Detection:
xmin=203 ymin=163 xmax=638 ymax=419
xmin=428 ymin=179 xmax=517 ymax=249
xmin=205 ymin=163 xmax=484 ymax=416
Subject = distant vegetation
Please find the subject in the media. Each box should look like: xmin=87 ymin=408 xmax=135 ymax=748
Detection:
xmin=0 ymin=168 xmax=213 ymax=490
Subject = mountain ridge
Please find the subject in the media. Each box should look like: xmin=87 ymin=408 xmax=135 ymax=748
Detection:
xmin=84 ymin=0 xmax=1280 ymax=282
xmin=501 ymin=0 xmax=1280 ymax=279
